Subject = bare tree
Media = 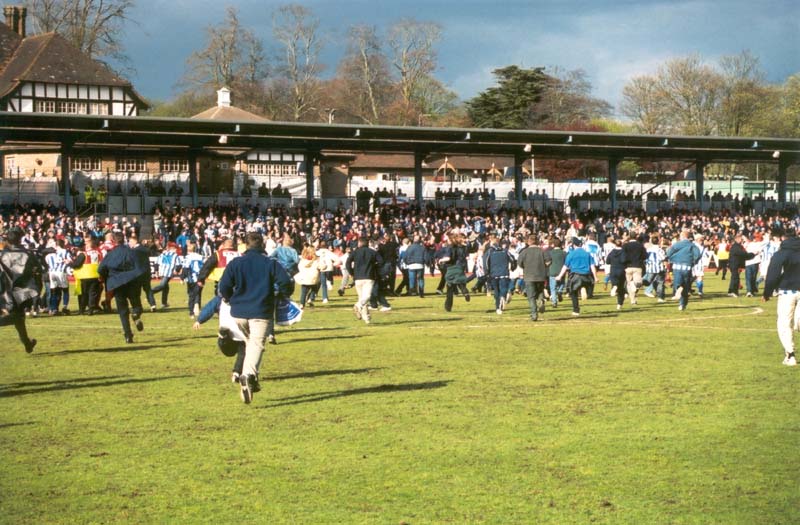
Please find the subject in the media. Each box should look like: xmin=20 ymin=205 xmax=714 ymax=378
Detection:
xmin=621 ymin=75 xmax=669 ymax=134
xmin=655 ymin=55 xmax=722 ymax=136
xmin=25 ymin=0 xmax=135 ymax=63
xmin=718 ymin=50 xmax=767 ymax=136
xmin=387 ymin=18 xmax=441 ymax=125
xmin=272 ymin=4 xmax=323 ymax=122
xmin=335 ymin=25 xmax=391 ymax=124
xmin=536 ymin=67 xmax=612 ymax=128
xmin=181 ymin=6 xmax=267 ymax=113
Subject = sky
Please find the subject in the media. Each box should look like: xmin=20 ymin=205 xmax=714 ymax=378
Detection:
xmin=121 ymin=0 xmax=800 ymax=117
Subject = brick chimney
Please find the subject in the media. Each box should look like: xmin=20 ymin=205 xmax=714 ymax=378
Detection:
xmin=3 ymin=5 xmax=26 ymax=37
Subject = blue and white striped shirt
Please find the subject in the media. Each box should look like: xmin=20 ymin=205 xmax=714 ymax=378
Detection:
xmin=45 ymin=248 xmax=70 ymax=274
xmin=645 ymin=246 xmax=666 ymax=274
xmin=158 ymin=251 xmax=179 ymax=279
xmin=182 ymin=252 xmax=204 ymax=284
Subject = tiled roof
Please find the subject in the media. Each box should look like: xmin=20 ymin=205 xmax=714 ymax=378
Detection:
xmin=0 ymin=30 xmax=138 ymax=98
xmin=348 ymin=153 xmax=520 ymax=171
xmin=0 ymin=23 xmax=22 ymax=68
xmin=191 ymin=105 xmax=269 ymax=123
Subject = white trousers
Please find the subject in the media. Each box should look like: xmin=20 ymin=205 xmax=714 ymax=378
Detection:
xmin=354 ymin=279 xmax=374 ymax=317
xmin=776 ymin=292 xmax=800 ymax=355
xmin=234 ymin=317 xmax=271 ymax=377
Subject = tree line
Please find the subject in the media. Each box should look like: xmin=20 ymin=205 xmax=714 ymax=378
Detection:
xmin=22 ymin=1 xmax=800 ymax=140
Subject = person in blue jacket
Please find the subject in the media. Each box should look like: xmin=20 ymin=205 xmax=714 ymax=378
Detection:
xmin=218 ymin=233 xmax=293 ymax=404
xmin=666 ymin=229 xmax=702 ymax=311
xmin=762 ymin=226 xmax=800 ymax=366
xmin=98 ymin=232 xmax=147 ymax=344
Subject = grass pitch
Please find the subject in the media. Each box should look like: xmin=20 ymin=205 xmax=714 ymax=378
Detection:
xmin=1 ymin=275 xmax=799 ymax=524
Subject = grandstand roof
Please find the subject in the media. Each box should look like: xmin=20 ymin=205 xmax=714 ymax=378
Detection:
xmin=1 ymin=112 xmax=798 ymax=166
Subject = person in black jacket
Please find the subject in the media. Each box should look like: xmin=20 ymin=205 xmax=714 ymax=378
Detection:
xmin=443 ymin=232 xmax=471 ymax=312
xmin=346 ymin=236 xmax=382 ymax=324
xmin=622 ymin=233 xmax=647 ymax=305
xmin=98 ymin=232 xmax=146 ymax=344
xmin=762 ymin=227 xmax=800 ymax=366
xmin=605 ymin=238 xmax=628 ymax=311
xmin=0 ymin=228 xmax=39 ymax=353
xmin=727 ymin=233 xmax=754 ymax=297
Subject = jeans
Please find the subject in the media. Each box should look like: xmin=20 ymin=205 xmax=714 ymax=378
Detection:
xmin=548 ymin=276 xmax=564 ymax=306
xmin=49 ymin=287 xmax=68 ymax=312
xmin=673 ymin=269 xmax=692 ymax=308
xmin=408 ymin=269 xmax=425 ymax=296
xmin=300 ymin=283 xmax=320 ymax=306
xmin=524 ymin=281 xmax=545 ymax=319
xmin=187 ymin=282 xmax=203 ymax=315
xmin=151 ymin=276 xmax=171 ymax=306
xmin=745 ymin=265 xmax=759 ymax=295
xmin=492 ymin=276 xmax=510 ymax=310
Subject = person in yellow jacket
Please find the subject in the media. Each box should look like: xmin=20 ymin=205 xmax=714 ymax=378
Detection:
xmin=72 ymin=236 xmax=103 ymax=315
xmin=84 ymin=184 xmax=94 ymax=206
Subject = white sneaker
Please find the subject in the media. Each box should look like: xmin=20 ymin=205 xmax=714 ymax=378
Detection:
xmin=505 ymin=292 xmax=513 ymax=304
xmin=678 ymin=305 xmax=685 ymax=311
xmin=571 ymin=311 xmax=580 ymax=316
xmin=231 ymin=372 xmax=240 ymax=383
xmin=657 ymin=298 xmax=666 ymax=303
xmin=616 ymin=304 xmax=621 ymax=311
xmin=352 ymin=304 xmax=362 ymax=320
xmin=746 ymin=293 xmax=753 ymax=298
xmin=380 ymin=306 xmax=391 ymax=312
xmin=580 ymin=288 xmax=588 ymax=301
xmin=631 ymin=299 xmax=637 ymax=305
xmin=783 ymin=354 xmax=797 ymax=366
xmin=496 ymin=308 xmax=503 ymax=315
xmin=322 ymin=299 xmax=328 ymax=304
xmin=644 ymin=291 xmax=655 ymax=298
xmin=610 ymin=286 xmax=617 ymax=297
xmin=193 ymin=303 xmax=200 ymax=317
xmin=500 ymin=297 xmax=506 ymax=311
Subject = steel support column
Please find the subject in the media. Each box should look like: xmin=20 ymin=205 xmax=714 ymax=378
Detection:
xmin=304 ymin=152 xmax=317 ymax=202
xmin=778 ymin=158 xmax=789 ymax=206
xmin=608 ymin=158 xmax=619 ymax=213
xmin=61 ymin=143 xmax=72 ymax=212
xmin=189 ymin=149 xmax=199 ymax=208
xmin=514 ymin=153 xmax=524 ymax=205
xmin=414 ymin=152 xmax=424 ymax=206
xmin=696 ymin=161 xmax=705 ymax=208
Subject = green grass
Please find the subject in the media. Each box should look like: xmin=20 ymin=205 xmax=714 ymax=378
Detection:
xmin=2 ymin=275 xmax=799 ymax=524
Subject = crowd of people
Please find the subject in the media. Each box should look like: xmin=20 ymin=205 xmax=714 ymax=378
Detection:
xmin=3 ymin=198 xmax=800 ymax=403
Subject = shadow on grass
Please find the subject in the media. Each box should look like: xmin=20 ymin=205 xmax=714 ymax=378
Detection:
xmin=0 ymin=375 xmax=127 ymax=390
xmin=32 ymin=342 xmax=181 ymax=357
xmin=280 ymin=326 xmax=346 ymax=333
xmin=0 ymin=421 xmax=36 ymax=429
xmin=286 ymin=335 xmax=364 ymax=344
xmin=389 ymin=318 xmax=463 ymax=326
xmin=0 ymin=374 xmax=191 ymax=398
xmin=265 ymin=367 xmax=383 ymax=381
xmin=262 ymin=380 xmax=452 ymax=408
